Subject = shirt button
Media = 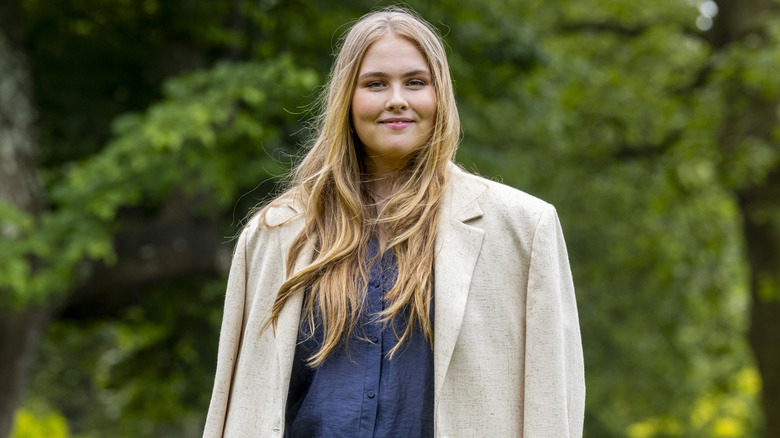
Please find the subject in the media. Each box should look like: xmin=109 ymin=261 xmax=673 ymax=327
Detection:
xmin=370 ymin=280 xmax=380 ymax=288
xmin=371 ymin=336 xmax=378 ymax=343
xmin=367 ymin=391 xmax=376 ymax=399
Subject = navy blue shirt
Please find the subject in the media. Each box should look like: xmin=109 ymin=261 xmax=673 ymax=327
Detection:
xmin=284 ymin=237 xmax=434 ymax=438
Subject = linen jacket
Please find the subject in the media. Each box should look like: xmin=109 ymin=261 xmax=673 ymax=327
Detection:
xmin=203 ymin=164 xmax=585 ymax=438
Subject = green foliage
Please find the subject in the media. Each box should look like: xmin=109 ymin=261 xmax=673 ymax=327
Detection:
xmin=0 ymin=56 xmax=317 ymax=307
xmin=20 ymin=0 xmax=237 ymax=165
xmin=627 ymin=367 xmax=762 ymax=437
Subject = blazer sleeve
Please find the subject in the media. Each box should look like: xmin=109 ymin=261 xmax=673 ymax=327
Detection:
xmin=523 ymin=204 xmax=585 ymax=437
xmin=203 ymin=229 xmax=249 ymax=438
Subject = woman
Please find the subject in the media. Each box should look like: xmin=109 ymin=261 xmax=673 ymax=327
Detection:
xmin=204 ymin=7 xmax=584 ymax=438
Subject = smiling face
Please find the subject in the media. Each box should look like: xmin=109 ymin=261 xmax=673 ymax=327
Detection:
xmin=351 ymin=35 xmax=437 ymax=176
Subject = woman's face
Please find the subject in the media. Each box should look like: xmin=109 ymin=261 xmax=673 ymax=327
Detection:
xmin=351 ymin=35 xmax=436 ymax=174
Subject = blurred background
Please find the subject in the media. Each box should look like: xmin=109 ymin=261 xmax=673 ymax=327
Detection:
xmin=1 ymin=0 xmax=778 ymax=437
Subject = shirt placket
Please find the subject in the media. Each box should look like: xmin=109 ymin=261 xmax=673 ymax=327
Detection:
xmin=357 ymin=246 xmax=384 ymax=437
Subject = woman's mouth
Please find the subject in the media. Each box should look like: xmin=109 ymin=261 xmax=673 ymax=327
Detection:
xmin=380 ymin=119 xmax=413 ymax=129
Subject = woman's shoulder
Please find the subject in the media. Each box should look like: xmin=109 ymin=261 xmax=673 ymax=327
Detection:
xmin=240 ymin=191 xmax=306 ymax=242
xmin=449 ymin=163 xmax=552 ymax=216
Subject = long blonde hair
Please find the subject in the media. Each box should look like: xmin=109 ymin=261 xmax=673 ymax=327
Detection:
xmin=262 ymin=6 xmax=460 ymax=365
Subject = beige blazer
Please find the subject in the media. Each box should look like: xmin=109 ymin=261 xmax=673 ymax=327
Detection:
xmin=203 ymin=164 xmax=585 ymax=437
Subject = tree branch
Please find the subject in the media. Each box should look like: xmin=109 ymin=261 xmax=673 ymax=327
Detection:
xmin=59 ymin=215 xmax=233 ymax=320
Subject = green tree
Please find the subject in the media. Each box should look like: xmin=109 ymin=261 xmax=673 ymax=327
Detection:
xmin=1 ymin=0 xmax=319 ymax=434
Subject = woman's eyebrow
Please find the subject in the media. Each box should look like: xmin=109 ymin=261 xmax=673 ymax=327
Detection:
xmin=403 ymin=69 xmax=431 ymax=78
xmin=357 ymin=69 xmax=432 ymax=81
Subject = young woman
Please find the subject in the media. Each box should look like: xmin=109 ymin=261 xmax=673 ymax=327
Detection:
xmin=204 ymin=7 xmax=584 ymax=438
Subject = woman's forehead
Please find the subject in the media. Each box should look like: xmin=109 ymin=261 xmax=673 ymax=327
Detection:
xmin=358 ymin=36 xmax=430 ymax=75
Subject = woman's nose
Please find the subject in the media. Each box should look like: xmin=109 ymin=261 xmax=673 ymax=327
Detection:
xmin=385 ymin=86 xmax=409 ymax=111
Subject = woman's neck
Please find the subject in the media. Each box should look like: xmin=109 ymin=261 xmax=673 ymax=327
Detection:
xmin=366 ymin=180 xmax=393 ymax=202
xmin=363 ymin=155 xmax=407 ymax=197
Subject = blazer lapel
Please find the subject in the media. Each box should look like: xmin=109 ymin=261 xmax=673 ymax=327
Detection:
xmin=433 ymin=167 xmax=487 ymax=401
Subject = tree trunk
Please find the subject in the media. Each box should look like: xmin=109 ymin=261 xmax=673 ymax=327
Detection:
xmin=715 ymin=1 xmax=780 ymax=435
xmin=0 ymin=1 xmax=41 ymax=214
xmin=0 ymin=309 xmax=51 ymax=437
xmin=738 ymin=171 xmax=780 ymax=438
xmin=0 ymin=1 xmax=50 ymax=436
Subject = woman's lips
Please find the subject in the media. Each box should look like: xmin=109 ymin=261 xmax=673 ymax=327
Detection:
xmin=380 ymin=119 xmax=413 ymax=130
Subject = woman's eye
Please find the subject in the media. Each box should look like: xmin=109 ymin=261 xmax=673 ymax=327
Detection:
xmin=407 ymin=79 xmax=427 ymax=87
xmin=366 ymin=81 xmax=385 ymax=89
